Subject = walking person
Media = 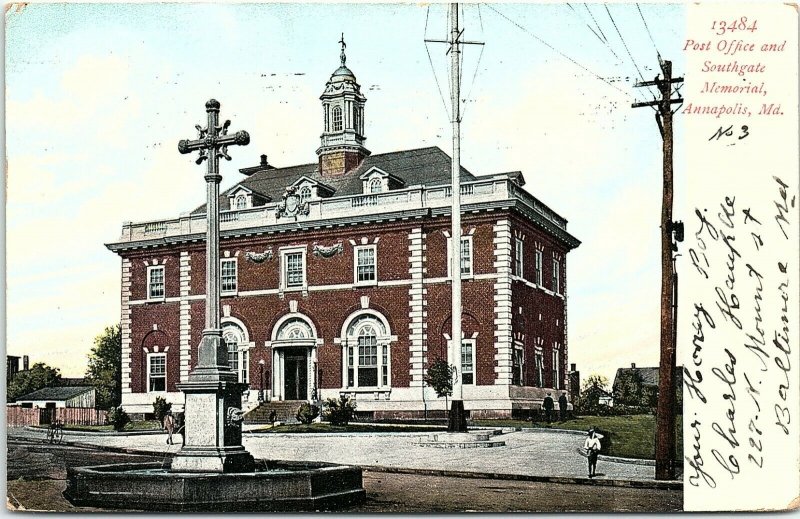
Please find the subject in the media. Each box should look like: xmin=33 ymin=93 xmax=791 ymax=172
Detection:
xmin=543 ymin=393 xmax=554 ymax=423
xmin=584 ymin=428 xmax=604 ymax=478
xmin=163 ymin=410 xmax=176 ymax=445
xmin=558 ymin=392 xmax=568 ymax=421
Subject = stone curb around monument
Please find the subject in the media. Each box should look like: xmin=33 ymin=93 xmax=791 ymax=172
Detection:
xmin=50 ymin=438 xmax=682 ymax=491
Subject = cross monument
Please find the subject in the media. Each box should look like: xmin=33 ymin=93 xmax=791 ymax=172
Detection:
xmin=171 ymin=99 xmax=255 ymax=473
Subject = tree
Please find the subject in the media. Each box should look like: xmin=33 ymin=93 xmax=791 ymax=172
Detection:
xmin=85 ymin=324 xmax=122 ymax=410
xmin=7 ymin=363 xmax=61 ymax=402
xmin=612 ymin=370 xmax=646 ymax=407
xmin=575 ymin=374 xmax=610 ymax=415
xmin=425 ymin=358 xmax=455 ymax=411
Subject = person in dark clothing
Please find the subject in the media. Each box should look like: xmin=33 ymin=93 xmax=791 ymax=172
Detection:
xmin=543 ymin=393 xmax=554 ymax=423
xmin=558 ymin=392 xmax=568 ymax=421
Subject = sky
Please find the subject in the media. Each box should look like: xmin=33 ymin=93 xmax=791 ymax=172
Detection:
xmin=5 ymin=2 xmax=686 ymax=384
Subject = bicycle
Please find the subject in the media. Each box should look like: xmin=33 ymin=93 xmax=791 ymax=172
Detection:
xmin=46 ymin=420 xmax=64 ymax=444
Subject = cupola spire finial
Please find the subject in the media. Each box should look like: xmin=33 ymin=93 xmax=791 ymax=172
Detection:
xmin=339 ymin=32 xmax=347 ymax=66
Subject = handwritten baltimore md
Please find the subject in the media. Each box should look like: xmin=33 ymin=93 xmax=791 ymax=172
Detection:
xmin=684 ymin=175 xmax=795 ymax=489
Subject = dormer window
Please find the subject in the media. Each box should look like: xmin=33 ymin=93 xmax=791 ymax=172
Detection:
xmin=332 ymin=106 xmax=343 ymax=132
xmin=360 ymin=167 xmax=404 ymax=195
xmin=235 ymin=195 xmax=247 ymax=209
xmin=227 ymin=186 xmax=255 ymax=210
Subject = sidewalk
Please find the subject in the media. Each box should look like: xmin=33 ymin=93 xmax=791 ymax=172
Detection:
xmin=8 ymin=427 xmax=681 ymax=490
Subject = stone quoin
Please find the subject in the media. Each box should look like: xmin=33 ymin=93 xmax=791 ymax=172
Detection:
xmin=106 ymin=41 xmax=580 ymax=420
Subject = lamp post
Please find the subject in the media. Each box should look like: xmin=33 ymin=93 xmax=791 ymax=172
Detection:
xmin=259 ymin=359 xmax=266 ymax=403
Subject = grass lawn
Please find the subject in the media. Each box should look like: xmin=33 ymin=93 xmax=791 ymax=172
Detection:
xmin=472 ymin=414 xmax=683 ymax=461
xmin=35 ymin=420 xmax=163 ymax=433
xmin=254 ymin=423 xmax=446 ymax=434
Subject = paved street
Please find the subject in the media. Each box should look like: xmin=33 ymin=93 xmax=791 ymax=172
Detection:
xmin=6 ymin=434 xmax=682 ymax=512
xmin=8 ymin=426 xmax=666 ymax=481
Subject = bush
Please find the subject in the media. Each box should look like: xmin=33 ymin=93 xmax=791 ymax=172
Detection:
xmin=323 ymin=395 xmax=356 ymax=426
xmin=152 ymin=396 xmax=172 ymax=423
xmin=296 ymin=403 xmax=320 ymax=424
xmin=107 ymin=406 xmax=130 ymax=432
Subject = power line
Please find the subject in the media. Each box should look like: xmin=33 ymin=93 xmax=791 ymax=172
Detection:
xmin=460 ymin=6 xmax=485 ymax=121
xmin=483 ymin=3 xmax=646 ymax=104
xmin=635 ymin=3 xmax=661 ymax=59
xmin=583 ymin=3 xmax=610 ymax=44
xmin=604 ymin=4 xmax=658 ymax=101
xmin=424 ymin=6 xmax=451 ymax=118
xmin=564 ymin=3 xmax=619 ymax=60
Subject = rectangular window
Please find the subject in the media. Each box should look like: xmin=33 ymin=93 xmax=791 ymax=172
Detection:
xmin=357 ymin=336 xmax=378 ymax=387
xmin=221 ymin=259 xmax=238 ymax=293
xmin=347 ymin=346 xmax=354 ymax=387
xmin=241 ymin=350 xmax=249 ymax=384
xmin=148 ymin=266 xmax=165 ymax=300
xmin=461 ymin=340 xmax=475 ymax=385
xmin=552 ymin=349 xmax=561 ymax=389
xmin=535 ymin=351 xmax=544 ymax=387
xmin=355 ymin=245 xmax=377 ymax=284
xmin=228 ymin=343 xmax=239 ymax=375
xmin=534 ymin=250 xmax=543 ymax=285
xmin=553 ymin=259 xmax=561 ymax=294
xmin=514 ymin=238 xmax=524 ymax=277
xmin=448 ymin=237 xmax=473 ymax=277
xmin=512 ymin=347 xmax=524 ymax=386
xmin=148 ymin=353 xmax=166 ymax=392
xmin=282 ymin=250 xmax=305 ymax=289
xmin=381 ymin=344 xmax=389 ymax=386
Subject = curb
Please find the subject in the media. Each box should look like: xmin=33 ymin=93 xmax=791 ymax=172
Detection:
xmin=43 ymin=437 xmax=681 ymax=491
xmin=25 ymin=426 xmax=165 ymax=437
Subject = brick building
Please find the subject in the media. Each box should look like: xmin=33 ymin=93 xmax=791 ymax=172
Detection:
xmin=107 ymin=47 xmax=580 ymax=419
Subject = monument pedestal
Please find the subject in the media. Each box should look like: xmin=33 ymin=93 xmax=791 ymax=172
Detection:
xmin=171 ymin=332 xmax=255 ymax=473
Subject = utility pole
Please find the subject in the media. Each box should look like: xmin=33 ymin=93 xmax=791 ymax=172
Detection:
xmin=425 ymin=3 xmax=483 ymax=433
xmin=632 ymin=59 xmax=684 ymax=480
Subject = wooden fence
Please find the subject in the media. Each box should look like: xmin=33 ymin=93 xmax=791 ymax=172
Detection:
xmin=6 ymin=407 xmax=108 ymax=427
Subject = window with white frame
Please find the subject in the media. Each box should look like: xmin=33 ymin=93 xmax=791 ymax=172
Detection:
xmin=367 ymin=177 xmax=383 ymax=194
xmin=298 ymin=186 xmax=312 ymax=204
xmin=147 ymin=266 xmax=165 ymax=300
xmin=534 ymin=250 xmax=543 ymax=285
xmin=512 ymin=345 xmax=524 ymax=386
xmin=281 ymin=249 xmax=306 ymax=289
xmin=553 ymin=259 xmax=561 ymax=294
xmin=447 ymin=236 xmax=473 ymax=277
xmin=535 ymin=349 xmax=544 ymax=387
xmin=221 ymin=259 xmax=237 ymax=294
xmin=344 ymin=314 xmax=391 ymax=389
xmin=552 ymin=347 xmax=561 ymax=389
xmin=222 ymin=322 xmax=249 ymax=383
xmin=514 ymin=238 xmax=524 ymax=277
xmin=332 ymin=106 xmax=343 ymax=132
xmin=461 ymin=339 xmax=475 ymax=385
xmin=147 ymin=353 xmax=166 ymax=392
xmin=354 ymin=245 xmax=376 ymax=284
xmin=235 ymin=195 xmax=247 ymax=209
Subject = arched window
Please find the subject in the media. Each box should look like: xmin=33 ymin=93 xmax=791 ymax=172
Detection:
xmin=368 ymin=177 xmax=383 ymax=194
xmin=235 ymin=195 xmax=247 ymax=209
xmin=343 ymin=313 xmax=391 ymax=388
xmin=332 ymin=106 xmax=343 ymax=132
xmin=276 ymin=317 xmax=314 ymax=341
xmin=353 ymin=108 xmax=360 ymax=134
xmin=222 ymin=322 xmax=249 ymax=383
xmin=298 ymin=186 xmax=312 ymax=204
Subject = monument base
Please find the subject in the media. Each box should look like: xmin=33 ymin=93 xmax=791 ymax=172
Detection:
xmin=447 ymin=400 xmax=468 ymax=432
xmin=170 ymin=446 xmax=255 ymax=473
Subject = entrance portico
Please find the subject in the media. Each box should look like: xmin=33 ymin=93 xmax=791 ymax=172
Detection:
xmin=267 ymin=313 xmax=321 ymax=402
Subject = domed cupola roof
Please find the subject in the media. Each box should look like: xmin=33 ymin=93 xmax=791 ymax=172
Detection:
xmin=321 ymin=34 xmax=364 ymax=99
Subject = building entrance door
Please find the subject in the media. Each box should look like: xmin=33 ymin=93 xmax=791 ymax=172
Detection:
xmin=283 ymin=349 xmax=308 ymax=400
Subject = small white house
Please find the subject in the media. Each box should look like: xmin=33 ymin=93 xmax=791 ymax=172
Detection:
xmin=14 ymin=386 xmax=96 ymax=409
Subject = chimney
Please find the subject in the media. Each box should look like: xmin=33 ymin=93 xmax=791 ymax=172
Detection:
xmin=570 ymin=363 xmax=576 ymax=372
xmin=23 ymin=355 xmax=29 ymax=370
xmin=631 ymin=362 xmax=636 ymax=369
xmin=260 ymin=154 xmax=268 ymax=166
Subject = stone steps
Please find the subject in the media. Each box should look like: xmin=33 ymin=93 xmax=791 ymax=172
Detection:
xmin=244 ymin=401 xmax=307 ymax=424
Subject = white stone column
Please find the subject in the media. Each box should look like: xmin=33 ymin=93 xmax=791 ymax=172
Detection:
xmin=179 ymin=251 xmax=192 ymax=382
xmin=120 ymin=258 xmax=132 ymax=395
xmin=408 ymin=227 xmax=427 ymax=386
xmin=493 ymin=219 xmax=513 ymax=385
